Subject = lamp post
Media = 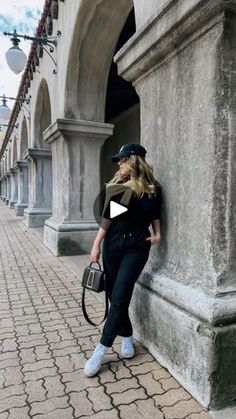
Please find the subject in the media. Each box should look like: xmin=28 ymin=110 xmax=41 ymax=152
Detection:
xmin=4 ymin=29 xmax=61 ymax=74
xmin=0 ymin=95 xmax=31 ymax=119
xmin=0 ymin=95 xmax=30 ymax=105
xmin=0 ymin=123 xmax=19 ymax=130
xmin=0 ymin=124 xmax=19 ymax=137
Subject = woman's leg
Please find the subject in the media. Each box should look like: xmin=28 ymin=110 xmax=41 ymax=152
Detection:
xmin=102 ymin=236 xmax=134 ymax=339
xmin=102 ymin=237 xmax=123 ymax=303
xmin=117 ymin=312 xmax=133 ymax=338
xmin=100 ymin=248 xmax=149 ymax=347
xmin=84 ymin=239 xmax=124 ymax=377
xmin=104 ymin=249 xmax=133 ymax=339
xmin=84 ymin=237 xmax=150 ymax=376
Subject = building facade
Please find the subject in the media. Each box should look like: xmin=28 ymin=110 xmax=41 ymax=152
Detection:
xmin=1 ymin=0 xmax=236 ymax=410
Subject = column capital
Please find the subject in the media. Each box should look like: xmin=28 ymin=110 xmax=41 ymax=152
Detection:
xmin=13 ymin=160 xmax=28 ymax=170
xmin=43 ymin=118 xmax=114 ymax=145
xmin=10 ymin=168 xmax=17 ymax=175
xmin=6 ymin=171 xmax=11 ymax=177
xmin=115 ymin=0 xmax=235 ymax=83
xmin=23 ymin=148 xmax=52 ymax=161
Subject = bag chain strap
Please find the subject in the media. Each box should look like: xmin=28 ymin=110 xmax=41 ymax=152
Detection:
xmin=81 ymin=262 xmax=109 ymax=327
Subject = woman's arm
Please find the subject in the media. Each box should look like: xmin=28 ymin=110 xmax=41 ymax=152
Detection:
xmin=90 ymin=218 xmax=112 ymax=262
xmin=152 ymin=219 xmax=161 ymax=238
xmin=145 ymin=184 xmax=162 ymax=245
xmin=145 ymin=219 xmax=161 ymax=245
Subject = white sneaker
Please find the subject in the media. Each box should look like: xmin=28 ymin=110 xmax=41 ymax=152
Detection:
xmin=121 ymin=336 xmax=135 ymax=358
xmin=84 ymin=343 xmax=108 ymax=377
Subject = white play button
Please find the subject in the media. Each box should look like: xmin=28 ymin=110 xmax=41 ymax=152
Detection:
xmin=110 ymin=201 xmax=128 ymax=218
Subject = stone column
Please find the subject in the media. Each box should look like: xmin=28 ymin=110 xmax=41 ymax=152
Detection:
xmin=2 ymin=175 xmax=7 ymax=202
xmin=23 ymin=148 xmax=52 ymax=227
xmin=5 ymin=171 xmax=11 ymax=205
xmin=0 ymin=177 xmax=3 ymax=200
xmin=4 ymin=176 xmax=7 ymax=202
xmin=14 ymin=161 xmax=29 ymax=216
xmin=115 ymin=0 xmax=236 ymax=410
xmin=43 ymin=118 xmax=113 ymax=256
xmin=8 ymin=168 xmax=18 ymax=209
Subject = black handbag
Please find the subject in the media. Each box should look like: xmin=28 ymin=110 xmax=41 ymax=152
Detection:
xmin=81 ymin=261 xmax=109 ymax=327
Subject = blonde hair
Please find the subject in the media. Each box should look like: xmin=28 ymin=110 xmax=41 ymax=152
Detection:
xmin=107 ymin=155 xmax=158 ymax=198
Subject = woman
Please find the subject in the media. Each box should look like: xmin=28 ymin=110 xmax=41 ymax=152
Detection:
xmin=84 ymin=143 xmax=162 ymax=377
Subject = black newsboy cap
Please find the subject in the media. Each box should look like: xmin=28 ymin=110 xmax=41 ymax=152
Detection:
xmin=111 ymin=143 xmax=147 ymax=162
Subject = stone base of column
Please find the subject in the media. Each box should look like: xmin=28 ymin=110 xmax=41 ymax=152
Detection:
xmin=15 ymin=203 xmax=28 ymax=216
xmin=130 ymin=272 xmax=236 ymax=410
xmin=23 ymin=208 xmax=52 ymax=228
xmin=9 ymin=200 xmax=17 ymax=209
xmin=44 ymin=218 xmax=99 ymax=256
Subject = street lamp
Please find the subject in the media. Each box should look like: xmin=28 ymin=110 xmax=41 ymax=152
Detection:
xmin=0 ymin=95 xmax=31 ymax=119
xmin=0 ymin=123 xmax=19 ymax=132
xmin=0 ymin=95 xmax=31 ymax=121
xmin=4 ymin=29 xmax=61 ymax=74
xmin=0 ymin=95 xmax=11 ymax=121
xmin=0 ymin=95 xmax=30 ymax=105
xmin=5 ymin=32 xmax=27 ymax=74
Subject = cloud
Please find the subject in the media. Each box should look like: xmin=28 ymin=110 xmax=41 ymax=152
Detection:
xmin=0 ymin=15 xmax=11 ymax=32
xmin=0 ymin=4 xmax=43 ymax=34
xmin=25 ymin=9 xmax=34 ymax=19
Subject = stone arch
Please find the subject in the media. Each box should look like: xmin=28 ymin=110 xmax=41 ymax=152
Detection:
xmin=25 ymin=78 xmax=52 ymax=227
xmin=15 ymin=117 xmax=29 ymax=215
xmin=34 ymin=79 xmax=51 ymax=148
xmin=64 ymin=0 xmax=133 ymax=122
xmin=101 ymin=7 xmax=140 ymax=187
xmin=20 ymin=117 xmax=28 ymax=159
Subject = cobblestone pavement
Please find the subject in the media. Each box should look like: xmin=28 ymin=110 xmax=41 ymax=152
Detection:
xmin=0 ymin=201 xmax=211 ymax=418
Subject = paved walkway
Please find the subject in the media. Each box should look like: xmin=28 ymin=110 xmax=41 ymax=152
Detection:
xmin=0 ymin=201 xmax=211 ymax=418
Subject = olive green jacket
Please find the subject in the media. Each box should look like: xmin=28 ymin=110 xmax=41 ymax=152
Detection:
xmin=101 ymin=184 xmax=135 ymax=219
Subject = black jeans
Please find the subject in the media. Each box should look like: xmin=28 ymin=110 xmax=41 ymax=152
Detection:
xmin=100 ymin=228 xmax=151 ymax=347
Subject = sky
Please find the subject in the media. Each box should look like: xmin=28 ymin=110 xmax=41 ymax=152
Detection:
xmin=0 ymin=0 xmax=45 ymax=116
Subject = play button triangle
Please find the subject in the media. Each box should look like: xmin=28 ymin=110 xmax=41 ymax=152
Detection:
xmin=110 ymin=201 xmax=128 ymax=218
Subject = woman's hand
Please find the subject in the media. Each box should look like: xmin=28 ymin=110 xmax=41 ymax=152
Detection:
xmin=145 ymin=233 xmax=161 ymax=245
xmin=90 ymin=244 xmax=101 ymax=263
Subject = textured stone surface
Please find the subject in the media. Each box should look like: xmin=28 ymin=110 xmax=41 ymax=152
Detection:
xmin=23 ymin=149 xmax=52 ymax=228
xmin=115 ymin=0 xmax=236 ymax=410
